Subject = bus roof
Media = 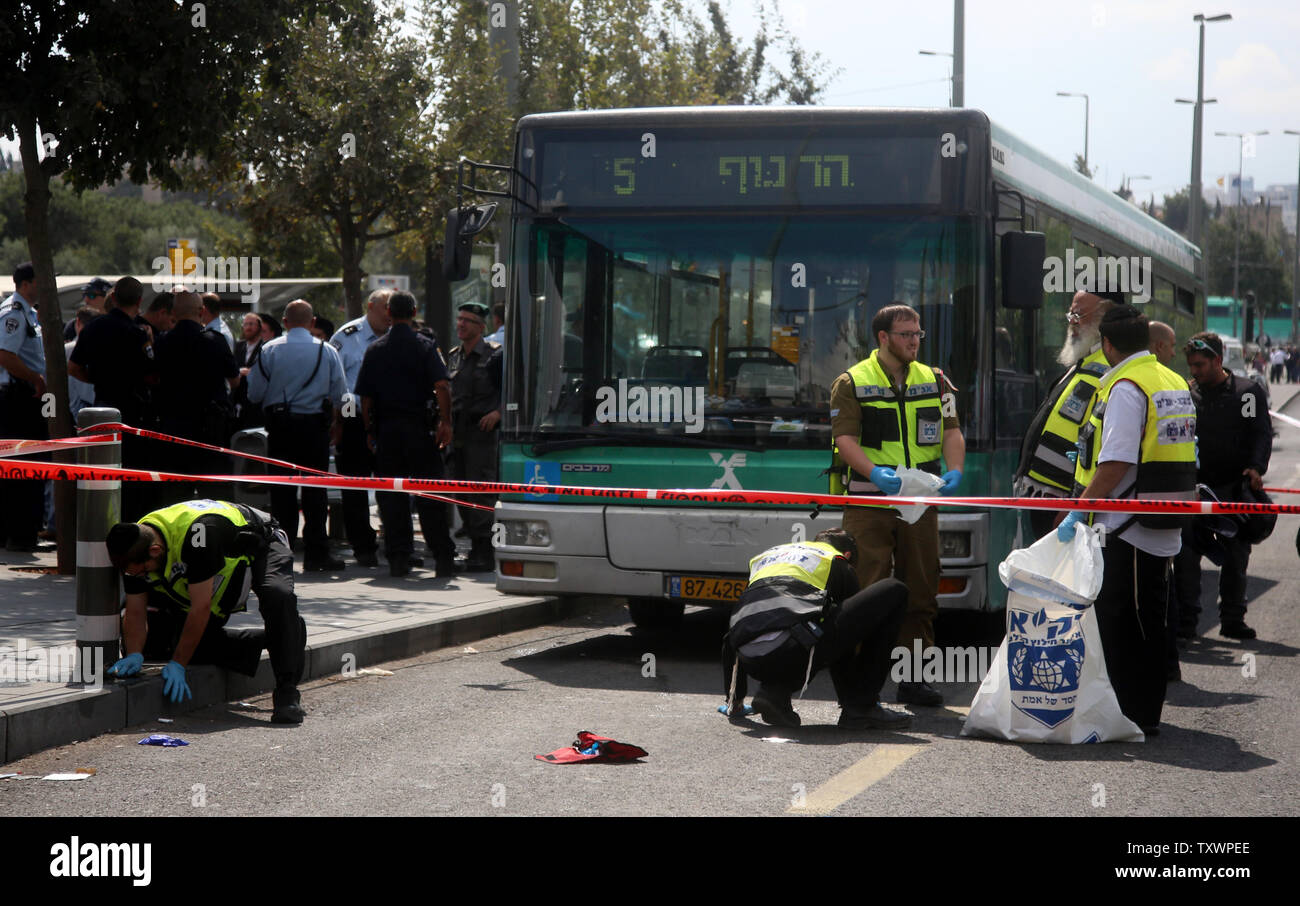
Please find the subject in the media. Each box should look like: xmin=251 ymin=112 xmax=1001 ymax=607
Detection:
xmin=515 ymin=107 xmax=1198 ymax=276
xmin=989 ymin=120 xmax=1199 ymax=276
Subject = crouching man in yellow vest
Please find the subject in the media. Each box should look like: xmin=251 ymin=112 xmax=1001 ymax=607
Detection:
xmin=722 ymin=529 xmax=912 ymax=730
xmin=103 ymin=499 xmax=308 ymax=725
xmin=830 ymin=304 xmax=966 ymax=708
xmin=1057 ymin=307 xmax=1196 ymax=736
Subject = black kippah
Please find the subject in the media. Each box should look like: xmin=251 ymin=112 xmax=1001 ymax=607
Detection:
xmin=105 ymin=523 xmax=149 ymax=570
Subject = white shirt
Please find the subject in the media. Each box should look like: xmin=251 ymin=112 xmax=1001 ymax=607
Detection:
xmin=1090 ymin=351 xmax=1181 ymax=557
xmin=1270 ymin=348 xmax=1285 ymax=365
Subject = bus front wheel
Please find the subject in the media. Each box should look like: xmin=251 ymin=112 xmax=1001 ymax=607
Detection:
xmin=627 ymin=599 xmax=685 ymax=631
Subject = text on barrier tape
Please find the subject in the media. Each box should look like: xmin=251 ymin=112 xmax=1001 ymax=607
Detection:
xmin=2 ymin=458 xmax=1298 ymax=517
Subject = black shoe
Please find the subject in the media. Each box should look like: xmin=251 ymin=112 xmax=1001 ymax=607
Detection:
xmin=1220 ymin=621 xmax=1256 ymax=640
xmin=304 ymin=556 xmax=345 ymax=572
xmin=1176 ymin=623 xmax=1198 ymax=640
xmin=838 ymin=702 xmax=913 ymax=730
xmin=5 ymin=540 xmax=38 ymax=552
xmin=897 ymin=681 xmax=944 ymax=707
xmin=1166 ymin=663 xmax=1182 ymax=683
xmin=1140 ymin=724 xmax=1160 ymax=737
xmin=355 ymin=552 xmax=379 ymax=568
xmin=389 ymin=558 xmax=411 ymax=578
xmin=271 ymin=689 xmax=305 ymax=725
xmin=435 ymin=559 xmax=461 ymax=579
xmin=408 ymin=556 xmax=425 ymax=568
xmin=751 ymin=687 xmax=800 ymax=728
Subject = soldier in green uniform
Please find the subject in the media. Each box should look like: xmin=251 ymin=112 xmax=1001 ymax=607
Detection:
xmin=446 ymin=302 xmax=503 ymax=571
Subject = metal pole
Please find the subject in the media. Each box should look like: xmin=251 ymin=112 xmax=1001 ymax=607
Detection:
xmin=952 ymin=0 xmax=964 ymax=107
xmin=75 ymin=407 xmax=121 ymax=689
xmin=1294 ymin=147 xmax=1299 ymax=342
xmin=1084 ymin=95 xmax=1090 ymax=175
xmin=1234 ymin=138 xmax=1242 ymax=341
xmin=1191 ymin=19 xmax=1206 ymax=247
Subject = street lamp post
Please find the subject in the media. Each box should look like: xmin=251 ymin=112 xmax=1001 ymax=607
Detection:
xmin=1216 ymin=129 xmax=1268 ymax=341
xmin=1188 ymin=13 xmax=1232 ymax=249
xmin=1056 ymin=91 xmax=1090 ymax=176
xmin=919 ymin=50 xmax=954 ymax=107
xmin=1124 ymin=174 xmax=1151 ymax=199
xmin=1285 ymin=130 xmax=1300 ymax=342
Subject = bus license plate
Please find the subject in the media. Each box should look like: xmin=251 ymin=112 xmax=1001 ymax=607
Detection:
xmin=666 ymin=575 xmax=747 ymax=603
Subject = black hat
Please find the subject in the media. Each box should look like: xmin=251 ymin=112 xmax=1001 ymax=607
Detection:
xmin=105 ymin=523 xmax=153 ymax=571
xmin=81 ymin=277 xmax=112 ymax=296
xmin=257 ymin=312 xmax=283 ymax=337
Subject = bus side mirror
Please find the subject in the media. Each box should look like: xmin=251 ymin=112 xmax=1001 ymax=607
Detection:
xmin=1001 ymin=231 xmax=1045 ymax=310
xmin=441 ymin=203 xmax=498 ymax=282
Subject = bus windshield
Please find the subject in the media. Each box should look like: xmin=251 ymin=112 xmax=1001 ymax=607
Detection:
xmin=509 ymin=213 xmax=977 ymax=449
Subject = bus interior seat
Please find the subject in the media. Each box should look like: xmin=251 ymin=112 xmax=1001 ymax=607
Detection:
xmin=724 ymin=346 xmax=794 ymax=383
xmin=642 ymin=345 xmax=708 ymax=384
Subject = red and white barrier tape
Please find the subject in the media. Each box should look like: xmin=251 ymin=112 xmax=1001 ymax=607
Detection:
xmin=0 ymin=433 xmax=119 ymax=457
xmin=54 ymin=421 xmax=491 ymax=512
xmin=1 ymin=457 xmax=1297 ymax=517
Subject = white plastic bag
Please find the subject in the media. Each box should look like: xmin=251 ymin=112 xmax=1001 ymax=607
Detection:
xmin=998 ymin=522 xmax=1103 ymax=606
xmin=962 ymin=524 xmax=1143 ymax=743
xmin=891 ymin=468 xmax=946 ymax=524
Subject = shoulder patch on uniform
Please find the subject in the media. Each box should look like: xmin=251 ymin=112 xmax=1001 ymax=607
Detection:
xmin=3 ymin=316 xmax=18 ymax=334
xmin=342 ymin=324 xmax=360 ymax=335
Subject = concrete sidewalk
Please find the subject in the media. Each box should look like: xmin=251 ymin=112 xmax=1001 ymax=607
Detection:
xmin=0 ymin=545 xmax=571 ymax=764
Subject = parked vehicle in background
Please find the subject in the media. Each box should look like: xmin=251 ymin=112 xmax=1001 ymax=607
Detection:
xmin=1225 ymin=337 xmax=1270 ymax=406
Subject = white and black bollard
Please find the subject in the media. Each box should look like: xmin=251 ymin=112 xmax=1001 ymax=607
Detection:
xmin=75 ymin=407 xmax=122 ymax=686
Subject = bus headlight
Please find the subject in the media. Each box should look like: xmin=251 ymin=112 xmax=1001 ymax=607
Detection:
xmin=502 ymin=520 xmax=552 ymax=546
xmin=938 ymin=530 xmax=971 ymax=559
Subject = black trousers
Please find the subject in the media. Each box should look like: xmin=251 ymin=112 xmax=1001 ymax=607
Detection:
xmin=134 ymin=595 xmax=265 ymax=677
xmin=335 ymin=413 xmax=377 ymax=557
xmin=374 ymin=419 xmax=455 ymax=563
xmin=447 ymin=430 xmax=497 ymax=543
xmin=265 ymin=412 xmax=331 ymax=562
xmin=0 ymin=385 xmax=47 ymax=545
xmin=251 ymin=525 xmax=306 ymax=691
xmin=744 ymin=578 xmax=908 ymax=709
xmin=1173 ymin=530 xmax=1250 ymax=625
xmin=1094 ymin=537 xmax=1169 ymax=729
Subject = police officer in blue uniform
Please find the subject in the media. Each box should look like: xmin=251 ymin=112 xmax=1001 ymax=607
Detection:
xmin=246 ymin=300 xmax=348 ymax=573
xmin=355 ymin=291 xmax=458 ymax=578
xmin=0 ymin=262 xmax=48 ymax=550
xmin=329 ymin=289 xmax=392 ymax=567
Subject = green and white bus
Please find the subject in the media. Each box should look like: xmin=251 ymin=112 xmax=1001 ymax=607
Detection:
xmin=446 ymin=106 xmax=1202 ymax=628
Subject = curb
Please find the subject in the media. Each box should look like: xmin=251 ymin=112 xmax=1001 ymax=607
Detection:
xmin=1 ymin=595 xmax=573 ymax=764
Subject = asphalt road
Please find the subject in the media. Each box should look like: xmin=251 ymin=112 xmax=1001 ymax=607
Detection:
xmin=2 ymin=404 xmax=1297 ymax=818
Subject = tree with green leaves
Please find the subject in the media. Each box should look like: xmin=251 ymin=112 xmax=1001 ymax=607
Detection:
xmin=1 ymin=0 xmax=365 ymax=571
xmin=190 ymin=9 xmax=438 ymax=319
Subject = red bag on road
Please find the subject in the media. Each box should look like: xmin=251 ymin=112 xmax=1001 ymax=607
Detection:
xmin=535 ymin=731 xmax=648 ymax=764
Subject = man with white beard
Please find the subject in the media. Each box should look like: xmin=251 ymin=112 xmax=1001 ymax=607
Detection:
xmin=1013 ymin=290 xmax=1125 ymax=538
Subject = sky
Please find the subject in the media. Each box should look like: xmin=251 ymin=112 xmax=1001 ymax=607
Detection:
xmin=7 ymin=1 xmax=1297 ymax=215
xmin=715 ymin=0 xmax=1300 ymax=208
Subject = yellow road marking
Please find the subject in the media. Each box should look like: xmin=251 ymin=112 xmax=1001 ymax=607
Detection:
xmin=791 ymin=744 xmax=926 ymax=815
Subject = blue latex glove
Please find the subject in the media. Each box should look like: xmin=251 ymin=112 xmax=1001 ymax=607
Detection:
xmin=161 ymin=661 xmax=192 ymax=703
xmin=1057 ymin=510 xmax=1083 ymax=542
xmin=1066 ymin=450 xmax=1079 ymax=465
xmin=869 ymin=465 xmax=902 ymax=495
xmin=940 ymin=469 xmax=963 ymax=495
xmin=106 ymin=652 xmax=143 ymax=678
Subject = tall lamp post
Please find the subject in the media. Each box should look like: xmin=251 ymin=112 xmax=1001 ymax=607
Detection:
xmin=1177 ymin=95 xmax=1217 ymax=236
xmin=1284 ymin=129 xmax=1300 ymax=342
xmin=1216 ymin=129 xmax=1268 ymax=341
xmin=1056 ymin=91 xmax=1090 ymax=176
xmin=1187 ymin=13 xmax=1233 ymax=249
xmin=919 ymin=50 xmax=954 ymax=107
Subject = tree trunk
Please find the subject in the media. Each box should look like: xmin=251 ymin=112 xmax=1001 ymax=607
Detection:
xmin=18 ymin=115 xmax=76 ymax=575
xmin=339 ymin=222 xmax=364 ymax=320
